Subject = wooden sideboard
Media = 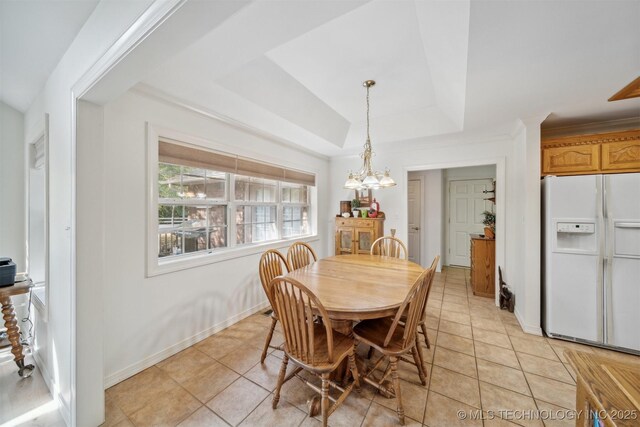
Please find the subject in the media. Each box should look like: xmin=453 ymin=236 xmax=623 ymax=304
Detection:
xmin=541 ymin=129 xmax=640 ymax=176
xmin=470 ymin=234 xmax=495 ymax=298
xmin=335 ymin=217 xmax=384 ymax=255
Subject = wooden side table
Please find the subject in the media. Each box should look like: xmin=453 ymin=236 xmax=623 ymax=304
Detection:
xmin=470 ymin=234 xmax=495 ymax=298
xmin=0 ymin=278 xmax=34 ymax=377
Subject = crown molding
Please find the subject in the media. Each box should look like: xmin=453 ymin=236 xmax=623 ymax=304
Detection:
xmin=541 ymin=129 xmax=640 ymax=148
xmin=542 ymin=117 xmax=640 ymax=139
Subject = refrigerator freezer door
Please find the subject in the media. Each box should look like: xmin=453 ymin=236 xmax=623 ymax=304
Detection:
xmin=604 ymin=173 xmax=640 ymax=351
xmin=543 ymin=175 xmax=602 ymax=342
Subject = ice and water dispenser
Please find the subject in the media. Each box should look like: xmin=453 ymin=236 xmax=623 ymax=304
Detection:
xmin=554 ymin=221 xmax=597 ymax=253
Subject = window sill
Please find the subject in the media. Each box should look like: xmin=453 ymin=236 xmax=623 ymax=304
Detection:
xmin=32 ymin=284 xmax=48 ymax=322
xmin=147 ymin=235 xmax=320 ymax=277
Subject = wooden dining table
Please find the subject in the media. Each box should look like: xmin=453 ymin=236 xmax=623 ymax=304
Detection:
xmin=284 ymin=254 xmax=424 ymax=326
xmin=282 ymin=254 xmax=424 ymax=412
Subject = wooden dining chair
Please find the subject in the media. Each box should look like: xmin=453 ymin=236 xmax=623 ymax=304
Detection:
xmin=270 ymin=277 xmax=360 ymax=427
xmin=370 ymin=236 xmax=408 ymax=259
xmin=415 ymin=256 xmax=440 ymax=350
xmin=353 ymin=266 xmax=435 ymax=425
xmin=394 ymin=256 xmax=439 ymax=384
xmin=287 ymin=241 xmax=318 ymax=270
xmin=258 ymin=250 xmax=290 ymax=363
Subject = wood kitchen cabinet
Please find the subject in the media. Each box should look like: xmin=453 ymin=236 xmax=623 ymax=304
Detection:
xmin=335 ymin=217 xmax=384 ymax=255
xmin=541 ymin=129 xmax=640 ymax=176
xmin=470 ymin=234 xmax=495 ymax=298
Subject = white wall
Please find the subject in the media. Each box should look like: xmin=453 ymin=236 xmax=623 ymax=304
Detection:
xmin=329 ymin=129 xmax=540 ymax=333
xmin=0 ymin=101 xmax=25 ymax=270
xmin=23 ymin=1 xmax=155 ymax=424
xmin=95 ymin=90 xmax=329 ymax=385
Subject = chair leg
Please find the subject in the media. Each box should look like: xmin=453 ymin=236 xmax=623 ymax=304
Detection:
xmin=348 ymin=351 xmax=361 ymax=392
xmin=414 ymin=336 xmax=426 ymax=374
xmin=420 ymin=322 xmax=430 ymax=349
xmin=272 ymin=354 xmax=288 ymax=409
xmin=261 ymin=317 xmax=277 ymax=364
xmin=321 ymin=373 xmax=330 ymax=427
xmin=390 ymin=356 xmax=405 ymax=425
xmin=411 ymin=346 xmax=427 ymax=386
xmin=367 ymin=346 xmax=375 ymax=359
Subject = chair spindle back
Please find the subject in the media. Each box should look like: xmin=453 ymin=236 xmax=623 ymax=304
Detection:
xmin=417 ymin=256 xmax=440 ymax=323
xmin=269 ymin=277 xmax=333 ymax=365
xmin=383 ymin=266 xmax=435 ymax=349
xmin=287 ymin=242 xmax=318 ymax=271
xmin=370 ymin=236 xmax=408 ymax=259
xmin=259 ymin=250 xmax=290 ymax=307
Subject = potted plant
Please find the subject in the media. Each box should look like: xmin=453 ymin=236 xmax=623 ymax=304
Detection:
xmin=482 ymin=210 xmax=495 ymax=239
xmin=351 ymin=198 xmax=360 ymax=218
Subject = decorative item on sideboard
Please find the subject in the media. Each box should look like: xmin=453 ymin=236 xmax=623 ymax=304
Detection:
xmin=351 ymin=198 xmax=360 ymax=218
xmin=482 ymin=210 xmax=495 ymax=239
xmin=340 ymin=200 xmax=352 ymax=215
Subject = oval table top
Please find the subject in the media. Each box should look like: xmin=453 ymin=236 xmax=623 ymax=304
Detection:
xmin=284 ymin=254 xmax=424 ymax=321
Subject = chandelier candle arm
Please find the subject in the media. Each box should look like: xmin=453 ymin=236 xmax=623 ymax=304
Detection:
xmin=344 ymin=80 xmax=396 ymax=190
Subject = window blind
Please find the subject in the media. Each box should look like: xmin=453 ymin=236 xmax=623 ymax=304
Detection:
xmin=159 ymin=139 xmax=315 ymax=186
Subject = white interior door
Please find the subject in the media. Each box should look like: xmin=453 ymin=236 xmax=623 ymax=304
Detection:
xmin=407 ymin=179 xmax=421 ymax=264
xmin=448 ymin=179 xmax=493 ymax=267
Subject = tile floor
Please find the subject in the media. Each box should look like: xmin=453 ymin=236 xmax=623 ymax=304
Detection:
xmin=1 ymin=267 xmax=636 ymax=427
xmin=97 ymin=267 xmax=636 ymax=426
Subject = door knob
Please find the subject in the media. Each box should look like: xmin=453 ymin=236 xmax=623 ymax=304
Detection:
xmin=411 ymin=226 xmax=420 ymax=231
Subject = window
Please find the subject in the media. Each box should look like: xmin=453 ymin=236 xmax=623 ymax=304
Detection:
xmin=282 ymin=183 xmax=309 ymax=238
xmin=154 ymin=138 xmax=315 ymax=263
xmin=158 ymin=164 xmax=228 ymax=257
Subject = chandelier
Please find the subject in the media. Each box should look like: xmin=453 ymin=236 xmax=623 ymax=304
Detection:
xmin=344 ymin=80 xmax=396 ymax=190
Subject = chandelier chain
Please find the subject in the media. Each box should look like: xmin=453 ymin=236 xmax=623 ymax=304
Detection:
xmin=366 ymin=84 xmax=370 ymax=142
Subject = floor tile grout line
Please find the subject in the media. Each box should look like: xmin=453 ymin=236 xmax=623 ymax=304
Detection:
xmin=464 ymin=268 xmax=487 ymax=427
xmin=236 ymin=392 xmax=273 ymax=427
xmin=502 ymin=316 xmax=545 ymax=423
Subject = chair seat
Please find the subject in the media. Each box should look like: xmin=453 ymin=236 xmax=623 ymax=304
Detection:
xmin=353 ymin=317 xmax=408 ymax=356
xmin=285 ymin=323 xmax=354 ymax=372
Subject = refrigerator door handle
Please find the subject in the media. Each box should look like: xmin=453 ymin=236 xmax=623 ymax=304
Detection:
xmin=604 ymin=175 xmax=615 ymax=345
xmin=596 ymin=177 xmax=605 ymax=342
xmin=615 ymin=222 xmax=640 ymax=229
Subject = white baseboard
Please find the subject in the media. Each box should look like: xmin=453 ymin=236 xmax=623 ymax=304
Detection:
xmin=104 ymin=301 xmax=270 ymax=388
xmin=32 ymin=349 xmax=71 ymax=426
xmin=514 ymin=308 xmax=543 ymax=336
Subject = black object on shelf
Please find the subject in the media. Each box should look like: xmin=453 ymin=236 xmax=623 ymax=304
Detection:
xmin=0 ymin=257 xmax=16 ymax=287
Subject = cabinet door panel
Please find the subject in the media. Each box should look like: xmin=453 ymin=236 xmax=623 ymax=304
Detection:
xmin=602 ymin=140 xmax=640 ymax=172
xmin=542 ymin=145 xmax=599 ymax=175
xmin=355 ymin=228 xmax=374 ymax=254
xmin=336 ymin=228 xmax=354 ymax=254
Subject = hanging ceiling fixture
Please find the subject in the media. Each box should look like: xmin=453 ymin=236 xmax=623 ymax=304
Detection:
xmin=344 ymin=80 xmax=396 ymax=190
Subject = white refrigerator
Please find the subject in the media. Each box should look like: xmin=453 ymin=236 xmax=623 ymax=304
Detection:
xmin=543 ymin=173 xmax=640 ymax=353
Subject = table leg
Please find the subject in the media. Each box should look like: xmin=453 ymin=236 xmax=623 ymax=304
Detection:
xmin=1 ymin=296 xmax=34 ymax=378
xmin=329 ymin=320 xmax=354 ymax=385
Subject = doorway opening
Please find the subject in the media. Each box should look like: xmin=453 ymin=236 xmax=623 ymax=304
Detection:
xmin=407 ymin=164 xmax=496 ymax=275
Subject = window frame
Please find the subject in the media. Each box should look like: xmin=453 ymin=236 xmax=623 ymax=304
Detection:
xmin=147 ymin=124 xmax=318 ymax=277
